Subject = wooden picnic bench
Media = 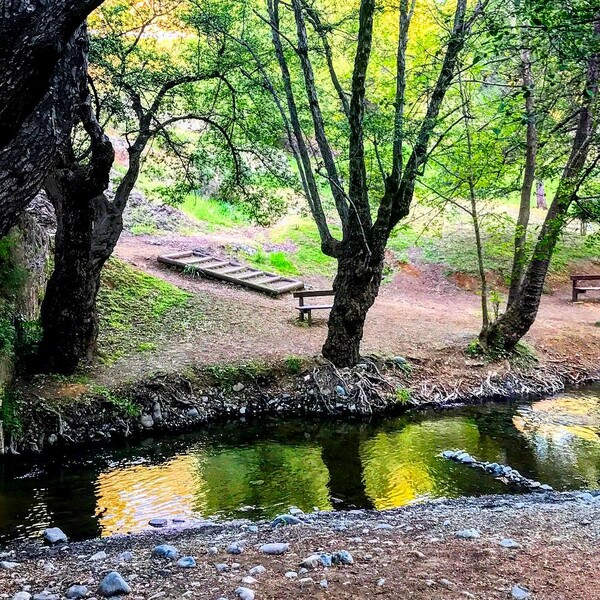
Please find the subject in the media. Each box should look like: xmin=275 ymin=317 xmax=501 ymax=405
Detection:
xmin=293 ymin=289 xmax=334 ymax=325
xmin=571 ymin=274 xmax=600 ymax=302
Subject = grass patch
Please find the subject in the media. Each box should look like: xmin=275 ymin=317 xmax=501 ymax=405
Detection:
xmin=180 ymin=194 xmax=248 ymax=229
xmin=90 ymin=385 xmax=140 ymax=417
xmin=283 ymin=355 xmax=303 ymax=374
xmin=97 ymin=259 xmax=204 ymax=364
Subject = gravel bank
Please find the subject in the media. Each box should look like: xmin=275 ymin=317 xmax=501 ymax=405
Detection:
xmin=1 ymin=491 xmax=599 ymax=599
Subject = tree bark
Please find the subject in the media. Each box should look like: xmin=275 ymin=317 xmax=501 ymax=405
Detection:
xmin=322 ymin=233 xmax=385 ymax=367
xmin=0 ymin=28 xmax=87 ymax=237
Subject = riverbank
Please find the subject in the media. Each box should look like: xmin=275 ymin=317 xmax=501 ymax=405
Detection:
xmin=8 ymin=347 xmax=599 ymax=455
xmin=0 ymin=491 xmax=598 ymax=599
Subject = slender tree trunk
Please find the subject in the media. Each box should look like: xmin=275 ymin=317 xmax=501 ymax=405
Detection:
xmin=507 ymin=43 xmax=537 ymax=307
xmin=322 ymin=234 xmax=385 ymax=367
xmin=480 ymin=17 xmax=600 ymax=352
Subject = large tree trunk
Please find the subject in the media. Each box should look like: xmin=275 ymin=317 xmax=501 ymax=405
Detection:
xmin=322 ymin=237 xmax=385 ymax=367
xmin=39 ymin=180 xmax=102 ymax=373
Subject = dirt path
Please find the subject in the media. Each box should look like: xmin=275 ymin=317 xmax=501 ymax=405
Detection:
xmin=1 ymin=492 xmax=599 ymax=599
xmin=95 ymin=232 xmax=600 ymax=386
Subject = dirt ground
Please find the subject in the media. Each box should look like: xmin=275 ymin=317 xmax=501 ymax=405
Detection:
xmin=1 ymin=492 xmax=599 ymax=599
xmin=98 ymin=232 xmax=600 ymax=386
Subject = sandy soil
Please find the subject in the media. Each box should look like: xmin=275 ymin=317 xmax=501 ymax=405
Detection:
xmin=1 ymin=492 xmax=598 ymax=599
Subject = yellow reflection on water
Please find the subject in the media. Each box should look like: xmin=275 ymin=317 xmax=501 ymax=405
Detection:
xmin=96 ymin=455 xmax=203 ymax=536
xmin=361 ymin=419 xmax=482 ymax=509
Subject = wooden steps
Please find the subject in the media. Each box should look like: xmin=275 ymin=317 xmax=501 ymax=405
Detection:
xmin=157 ymin=250 xmax=305 ymax=296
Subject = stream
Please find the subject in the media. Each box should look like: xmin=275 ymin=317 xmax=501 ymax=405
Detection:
xmin=0 ymin=384 xmax=599 ymax=543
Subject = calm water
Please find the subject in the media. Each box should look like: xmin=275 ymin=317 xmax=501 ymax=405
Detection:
xmin=1 ymin=385 xmax=599 ymax=542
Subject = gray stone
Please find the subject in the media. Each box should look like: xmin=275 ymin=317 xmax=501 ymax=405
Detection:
xmin=300 ymin=555 xmax=321 ymax=569
xmin=332 ymin=550 xmax=353 ymax=565
xmin=289 ymin=507 xmax=304 ymax=516
xmin=216 ymin=563 xmax=230 ymax=573
xmin=47 ymin=434 xmax=58 ymax=445
xmin=149 ymin=518 xmax=168 ymax=528
xmin=579 ymin=492 xmax=595 ymax=502
xmin=319 ymin=553 xmax=332 ymax=567
xmin=335 ymin=385 xmax=346 ymax=397
xmin=227 ymin=543 xmax=244 ymax=555
xmin=98 ymin=572 xmax=130 ymax=597
xmin=208 ymin=546 xmax=218 ymax=555
xmin=249 ymin=565 xmax=266 ymax=576
xmin=259 ymin=543 xmax=289 ymax=555
xmin=298 ymin=577 xmax=314 ymax=586
xmin=441 ymin=450 xmax=456 ymax=459
xmin=499 ymin=538 xmax=521 ymax=549
xmin=374 ymin=523 xmax=393 ymax=530
xmin=65 ymin=585 xmax=88 ymax=599
xmin=32 ymin=594 xmax=59 ymax=600
xmin=12 ymin=594 xmax=31 ymax=600
xmin=511 ymin=585 xmax=531 ymax=599
xmin=540 ymin=484 xmax=553 ymax=491
xmin=152 ymin=401 xmax=163 ymax=422
xmin=152 ymin=544 xmax=179 ymax=559
xmin=140 ymin=414 xmax=154 ymax=428
xmin=186 ymin=407 xmax=199 ymax=418
xmin=177 ymin=556 xmax=196 ymax=568
xmin=241 ymin=576 xmax=257 ymax=585
xmin=319 ymin=580 xmax=328 ymax=589
xmin=271 ymin=514 xmax=301 ymax=527
xmin=285 ymin=571 xmax=298 ymax=579
xmin=234 ymin=587 xmax=254 ymax=600
xmin=233 ymin=383 xmax=245 ymax=392
xmin=117 ymin=551 xmax=133 ymax=562
xmin=89 ymin=551 xmax=107 ymax=561
xmin=43 ymin=527 xmax=67 ymax=545
xmin=377 ymin=578 xmax=386 ymax=587
xmin=1 ymin=561 xmax=19 ymax=569
xmin=455 ymin=529 xmax=481 ymax=540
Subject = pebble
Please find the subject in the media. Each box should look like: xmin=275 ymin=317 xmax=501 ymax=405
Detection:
xmin=332 ymin=550 xmax=354 ymax=565
xmin=12 ymin=594 xmax=31 ymax=600
xmin=259 ymin=543 xmax=289 ymax=555
xmin=248 ymin=565 xmax=266 ymax=576
xmin=97 ymin=572 xmax=131 ymax=597
xmin=177 ymin=556 xmax=196 ymax=568
xmin=65 ymin=586 xmax=88 ymax=599
xmin=148 ymin=519 xmax=168 ymax=528
xmin=455 ymin=529 xmax=481 ymax=540
xmin=140 ymin=414 xmax=154 ymax=428
xmin=233 ymin=383 xmax=245 ymax=392
xmin=0 ymin=561 xmax=19 ymax=569
xmin=374 ymin=523 xmax=393 ymax=530
xmin=32 ymin=594 xmax=59 ymax=600
xmin=285 ymin=571 xmax=298 ymax=579
xmin=289 ymin=507 xmax=304 ymax=516
xmin=579 ymin=492 xmax=596 ymax=502
xmin=377 ymin=578 xmax=386 ymax=587
xmin=511 ymin=584 xmax=531 ymax=599
xmin=246 ymin=526 xmax=259 ymax=533
xmin=216 ymin=563 xmax=230 ymax=573
xmin=152 ymin=545 xmax=179 ymax=560
xmin=234 ymin=587 xmax=254 ymax=600
xmin=43 ymin=527 xmax=67 ymax=545
xmin=499 ymin=538 xmax=521 ymax=549
xmin=319 ymin=580 xmax=328 ymax=589
xmin=271 ymin=514 xmax=301 ymax=527
xmin=227 ymin=543 xmax=244 ymax=555
xmin=241 ymin=576 xmax=257 ymax=585
xmin=90 ymin=551 xmax=107 ymax=561
xmin=300 ymin=555 xmax=321 ymax=569
xmin=299 ymin=578 xmax=314 ymax=586
xmin=118 ymin=551 xmax=133 ymax=562
xmin=208 ymin=546 xmax=219 ymax=555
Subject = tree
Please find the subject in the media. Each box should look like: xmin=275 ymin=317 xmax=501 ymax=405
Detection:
xmin=266 ymin=0 xmax=485 ymax=366
xmin=480 ymin=11 xmax=600 ymax=352
xmin=38 ymin=0 xmax=238 ymax=372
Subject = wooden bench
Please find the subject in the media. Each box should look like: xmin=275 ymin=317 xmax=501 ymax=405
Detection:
xmin=571 ymin=274 xmax=600 ymax=302
xmin=293 ymin=289 xmax=334 ymax=325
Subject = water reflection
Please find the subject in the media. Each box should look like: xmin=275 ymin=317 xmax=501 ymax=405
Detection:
xmin=0 ymin=385 xmax=599 ymax=541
